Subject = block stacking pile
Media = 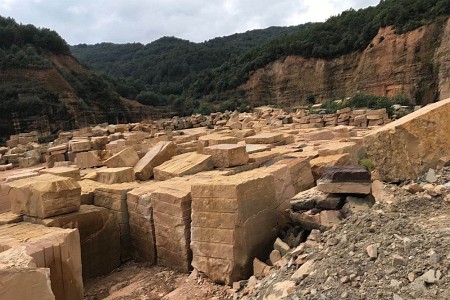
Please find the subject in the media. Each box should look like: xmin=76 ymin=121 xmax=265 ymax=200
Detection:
xmin=151 ymin=180 xmax=192 ymax=272
xmin=190 ymin=170 xmax=278 ymax=284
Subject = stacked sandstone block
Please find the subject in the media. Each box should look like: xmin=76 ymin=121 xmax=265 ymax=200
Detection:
xmin=190 ymin=170 xmax=278 ymax=284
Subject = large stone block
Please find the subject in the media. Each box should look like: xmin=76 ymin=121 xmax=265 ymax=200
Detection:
xmin=134 ymin=141 xmax=177 ymax=181
xmin=309 ymin=154 xmax=350 ymax=180
xmin=0 ymin=223 xmax=83 ymax=300
xmin=39 ymin=166 xmax=81 ymax=181
xmin=0 ymin=267 xmax=54 ymax=300
xmin=275 ymin=156 xmax=315 ymax=193
xmin=151 ymin=180 xmax=192 ymax=272
xmin=104 ymin=146 xmax=139 ymax=168
xmin=204 ymin=144 xmax=249 ymax=168
xmin=317 ymin=166 xmax=372 ymax=194
xmin=7 ymin=174 xmax=81 ymax=218
xmin=24 ymin=205 xmax=121 ymax=279
xmin=68 ymin=140 xmax=91 ymax=153
xmin=364 ymin=98 xmax=450 ymax=181
xmin=96 ymin=167 xmax=134 ymax=184
xmin=94 ymin=183 xmax=140 ymax=262
xmin=245 ymin=132 xmax=284 ymax=144
xmin=154 ymin=152 xmax=213 ymax=181
xmin=190 ymin=169 xmax=278 ymax=285
xmin=127 ymin=182 xmax=159 ymax=263
xmin=74 ymin=151 xmax=103 ymax=169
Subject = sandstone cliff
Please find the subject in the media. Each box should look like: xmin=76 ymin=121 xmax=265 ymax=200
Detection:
xmin=242 ymin=19 xmax=450 ymax=106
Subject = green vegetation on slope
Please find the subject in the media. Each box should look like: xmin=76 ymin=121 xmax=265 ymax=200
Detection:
xmin=71 ymin=0 xmax=450 ymax=106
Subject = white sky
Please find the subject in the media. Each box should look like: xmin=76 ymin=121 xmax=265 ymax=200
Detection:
xmin=0 ymin=0 xmax=379 ymax=45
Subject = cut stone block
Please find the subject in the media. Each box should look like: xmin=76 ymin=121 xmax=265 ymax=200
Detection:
xmin=94 ymin=183 xmax=140 ymax=262
xmin=127 ymin=182 xmax=159 ymax=263
xmin=245 ymin=144 xmax=272 ymax=154
xmin=363 ymin=98 xmax=450 ymax=181
xmin=68 ymin=140 xmax=91 ymax=153
xmin=7 ymin=174 xmax=81 ymax=218
xmin=0 ymin=212 xmax=23 ymax=225
xmin=275 ymin=156 xmax=315 ymax=194
xmin=96 ymin=167 xmax=134 ymax=184
xmin=134 ymin=141 xmax=177 ymax=181
xmin=190 ymin=169 xmax=278 ymax=285
xmin=0 ymin=223 xmax=83 ymax=300
xmin=154 ymin=152 xmax=213 ymax=181
xmin=23 ymin=205 xmax=121 ymax=279
xmin=204 ymin=144 xmax=249 ymax=168
xmin=74 ymin=151 xmax=103 ymax=169
xmin=316 ymin=166 xmax=372 ymax=195
xmin=0 ymin=267 xmax=54 ymax=300
xmin=104 ymin=146 xmax=139 ymax=168
xmin=151 ymin=180 xmax=192 ymax=272
xmin=39 ymin=166 xmax=81 ymax=181
xmin=198 ymin=134 xmax=240 ymax=153
xmin=309 ymin=154 xmax=350 ymax=180
xmin=245 ymin=132 xmax=284 ymax=144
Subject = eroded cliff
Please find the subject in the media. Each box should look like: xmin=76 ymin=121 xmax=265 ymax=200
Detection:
xmin=242 ymin=19 xmax=450 ymax=106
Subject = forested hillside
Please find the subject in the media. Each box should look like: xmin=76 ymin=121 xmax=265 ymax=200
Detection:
xmin=0 ymin=16 xmax=128 ymax=136
xmin=71 ymin=0 xmax=450 ymax=108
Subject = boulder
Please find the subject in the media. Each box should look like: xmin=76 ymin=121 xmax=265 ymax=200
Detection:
xmin=316 ymin=166 xmax=372 ymax=195
xmin=363 ymin=98 xmax=450 ymax=181
xmin=309 ymin=154 xmax=350 ymax=180
xmin=7 ymin=174 xmax=81 ymax=218
xmin=134 ymin=141 xmax=177 ymax=181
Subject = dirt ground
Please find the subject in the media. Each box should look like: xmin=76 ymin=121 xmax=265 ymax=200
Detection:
xmin=84 ymin=262 xmax=232 ymax=300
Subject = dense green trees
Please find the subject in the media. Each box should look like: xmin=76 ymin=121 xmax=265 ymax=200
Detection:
xmin=72 ymin=0 xmax=449 ymax=107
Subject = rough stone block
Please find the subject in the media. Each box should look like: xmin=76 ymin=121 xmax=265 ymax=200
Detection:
xmin=154 ymin=152 xmax=213 ymax=181
xmin=245 ymin=132 xmax=284 ymax=144
xmin=96 ymin=167 xmax=134 ymax=184
xmin=316 ymin=166 xmax=372 ymax=194
xmin=7 ymin=174 xmax=81 ymax=218
xmin=39 ymin=166 xmax=81 ymax=181
xmin=204 ymin=144 xmax=249 ymax=168
xmin=134 ymin=141 xmax=177 ymax=181
xmin=0 ymin=223 xmax=83 ymax=300
xmin=363 ymin=98 xmax=450 ymax=181
xmin=68 ymin=140 xmax=91 ymax=153
xmin=74 ymin=151 xmax=103 ymax=169
xmin=104 ymin=146 xmax=139 ymax=168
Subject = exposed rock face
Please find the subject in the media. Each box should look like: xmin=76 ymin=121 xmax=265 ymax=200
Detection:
xmin=364 ymin=98 xmax=450 ymax=182
xmin=242 ymin=21 xmax=450 ymax=106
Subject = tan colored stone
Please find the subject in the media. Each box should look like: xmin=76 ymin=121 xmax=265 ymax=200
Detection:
xmin=363 ymin=98 xmax=450 ymax=181
xmin=0 ymin=267 xmax=55 ymax=300
xmin=191 ymin=169 xmax=278 ymax=284
xmin=7 ymin=174 xmax=81 ymax=218
xmin=74 ymin=151 xmax=103 ymax=169
xmin=245 ymin=132 xmax=284 ymax=144
xmin=104 ymin=146 xmax=139 ymax=168
xmin=39 ymin=166 xmax=81 ymax=181
xmin=24 ymin=205 xmax=121 ymax=279
xmin=309 ymin=154 xmax=350 ymax=180
xmin=0 ymin=223 xmax=83 ymax=300
xmin=204 ymin=144 xmax=249 ymax=168
xmin=96 ymin=167 xmax=134 ymax=184
xmin=317 ymin=181 xmax=371 ymax=194
xmin=134 ymin=141 xmax=177 ymax=181
xmin=68 ymin=140 xmax=91 ymax=152
xmin=154 ymin=152 xmax=213 ymax=181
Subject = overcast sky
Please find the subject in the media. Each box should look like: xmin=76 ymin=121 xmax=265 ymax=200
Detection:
xmin=0 ymin=0 xmax=379 ymax=45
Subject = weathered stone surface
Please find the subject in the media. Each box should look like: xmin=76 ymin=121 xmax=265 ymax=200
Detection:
xmin=0 ymin=267 xmax=55 ymax=300
xmin=274 ymin=157 xmax=315 ymax=194
xmin=39 ymin=166 xmax=81 ymax=181
xmin=24 ymin=205 xmax=121 ymax=279
xmin=151 ymin=180 xmax=192 ymax=272
xmin=341 ymin=195 xmax=375 ymax=217
xmin=204 ymin=144 xmax=249 ymax=168
xmin=69 ymin=140 xmax=91 ymax=153
xmin=94 ymin=183 xmax=140 ymax=262
xmin=127 ymin=182 xmax=158 ymax=263
xmin=134 ymin=141 xmax=177 ymax=181
xmin=104 ymin=146 xmax=140 ymax=168
xmin=74 ymin=151 xmax=103 ymax=169
xmin=317 ymin=166 xmax=372 ymax=194
xmin=363 ymin=98 xmax=450 ymax=181
xmin=7 ymin=174 xmax=81 ymax=218
xmin=0 ymin=212 xmax=23 ymax=225
xmin=154 ymin=152 xmax=214 ymax=181
xmin=309 ymin=154 xmax=350 ymax=180
xmin=191 ymin=169 xmax=278 ymax=285
xmin=96 ymin=167 xmax=134 ymax=184
xmin=245 ymin=132 xmax=284 ymax=144
xmin=0 ymin=223 xmax=83 ymax=300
